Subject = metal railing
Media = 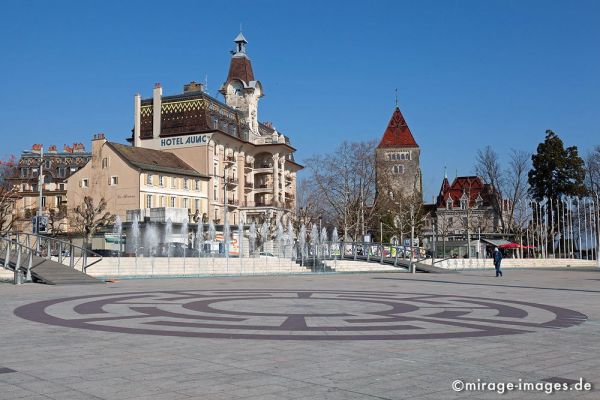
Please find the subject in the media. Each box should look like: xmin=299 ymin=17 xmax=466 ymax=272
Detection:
xmin=291 ymin=241 xmax=428 ymax=273
xmin=1 ymin=232 xmax=103 ymax=281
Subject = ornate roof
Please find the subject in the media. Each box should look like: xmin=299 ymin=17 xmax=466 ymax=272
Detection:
xmin=436 ymin=176 xmax=495 ymax=208
xmin=226 ymin=56 xmax=255 ymax=85
xmin=377 ymin=107 xmax=418 ymax=148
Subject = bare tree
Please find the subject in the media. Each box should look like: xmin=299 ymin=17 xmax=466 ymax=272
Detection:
xmin=71 ymin=196 xmax=115 ymax=249
xmin=0 ymin=156 xmax=17 ymax=234
xmin=475 ymin=146 xmax=505 ymax=231
xmin=585 ymin=145 xmax=600 ymax=196
xmin=504 ymin=150 xmax=531 ymax=235
xmin=47 ymin=206 xmax=67 ymax=237
xmin=303 ymin=140 xmax=378 ymax=241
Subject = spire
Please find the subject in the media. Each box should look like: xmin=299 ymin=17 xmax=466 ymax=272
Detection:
xmin=377 ymin=107 xmax=418 ymax=148
xmin=233 ymin=32 xmax=248 ymax=57
xmin=222 ymin=32 xmax=255 ymax=87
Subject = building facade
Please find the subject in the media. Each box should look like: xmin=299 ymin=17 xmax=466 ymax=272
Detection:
xmin=430 ymin=175 xmax=500 ymax=240
xmin=131 ymin=33 xmax=302 ymax=225
xmin=67 ymin=134 xmax=209 ymax=224
xmin=10 ymin=143 xmax=91 ymax=233
xmin=375 ymin=107 xmax=422 ymax=199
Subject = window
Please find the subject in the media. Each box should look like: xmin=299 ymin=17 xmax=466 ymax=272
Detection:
xmin=213 ymin=186 xmax=218 ymax=200
xmin=170 ymin=196 xmax=176 ymax=207
xmin=59 ymin=183 xmax=65 ymax=191
xmin=146 ymin=174 xmax=153 ymax=185
xmin=392 ymin=165 xmax=404 ymax=174
xmin=110 ymin=176 xmax=118 ymax=186
xmin=195 ymin=180 xmax=200 ymax=191
xmin=44 ymin=160 xmax=51 ymax=169
xmin=81 ymin=179 xmax=89 ymax=188
xmin=21 ymin=184 xmax=27 ymax=191
xmin=57 ymin=167 xmax=67 ymax=178
xmin=32 ymin=184 xmax=38 ymax=192
xmin=159 ymin=175 xmax=165 ymax=187
xmin=44 ymin=175 xmax=51 ymax=184
xmin=184 ymin=178 xmax=189 ymax=190
xmin=446 ymin=199 xmax=452 ymax=209
xmin=195 ymin=199 xmax=200 ymax=211
xmin=55 ymin=196 xmax=63 ymax=207
xmin=41 ymin=196 xmax=46 ymax=207
xmin=101 ymin=158 xmax=109 ymax=169
xmin=171 ymin=177 xmax=177 ymax=189
xmin=183 ymin=198 xmax=188 ymax=209
xmin=70 ymin=167 xmax=78 ymax=172
xmin=212 ymin=116 xmax=219 ymax=129
xmin=160 ymin=196 xmax=165 ymax=207
xmin=146 ymin=194 xmax=152 ymax=208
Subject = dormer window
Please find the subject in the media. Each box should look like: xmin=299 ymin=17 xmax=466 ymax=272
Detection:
xmin=446 ymin=198 xmax=452 ymax=209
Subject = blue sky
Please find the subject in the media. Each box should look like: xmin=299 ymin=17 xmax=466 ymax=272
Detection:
xmin=1 ymin=0 xmax=599 ymax=200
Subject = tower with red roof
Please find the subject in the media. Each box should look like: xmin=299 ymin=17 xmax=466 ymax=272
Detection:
xmin=375 ymin=106 xmax=422 ymax=198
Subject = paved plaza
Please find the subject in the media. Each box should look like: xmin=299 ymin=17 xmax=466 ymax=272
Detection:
xmin=1 ymin=268 xmax=600 ymax=399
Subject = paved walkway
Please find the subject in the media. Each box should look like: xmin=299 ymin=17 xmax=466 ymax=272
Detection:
xmin=1 ymin=268 xmax=599 ymax=399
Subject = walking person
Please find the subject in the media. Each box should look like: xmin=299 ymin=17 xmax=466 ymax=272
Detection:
xmin=493 ymin=247 xmax=503 ymax=277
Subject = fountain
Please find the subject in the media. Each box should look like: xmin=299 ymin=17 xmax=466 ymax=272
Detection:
xmin=286 ymin=220 xmax=295 ymax=259
xmin=261 ymin=221 xmax=269 ymax=252
xmin=196 ymin=220 xmax=204 ymax=255
xmin=144 ymin=224 xmax=158 ymax=256
xmin=165 ymin=218 xmax=173 ymax=257
xmin=113 ymin=216 xmax=122 ymax=255
xmin=249 ymin=222 xmax=256 ymax=255
xmin=131 ymin=214 xmax=140 ymax=256
xmin=224 ymin=218 xmax=230 ymax=258
xmin=299 ymin=224 xmax=306 ymax=265
xmin=332 ymin=227 xmax=339 ymax=258
xmin=276 ymin=220 xmax=284 ymax=257
xmin=320 ymin=227 xmax=328 ymax=259
xmin=208 ymin=220 xmax=216 ymax=255
xmin=181 ymin=219 xmax=189 ymax=246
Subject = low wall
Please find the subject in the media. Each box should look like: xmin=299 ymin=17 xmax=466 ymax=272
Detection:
xmin=84 ymin=257 xmax=310 ymax=278
xmin=433 ymin=258 xmax=597 ymax=270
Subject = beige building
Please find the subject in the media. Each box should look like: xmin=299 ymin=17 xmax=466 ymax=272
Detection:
xmin=131 ymin=32 xmax=302 ymax=225
xmin=68 ymin=134 xmax=209 ymax=223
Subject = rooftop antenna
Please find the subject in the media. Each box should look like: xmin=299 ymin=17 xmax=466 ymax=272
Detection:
xmin=444 ymin=166 xmax=447 ymax=179
xmin=204 ymin=74 xmax=209 ymax=94
xmin=395 ymin=88 xmax=398 ymax=108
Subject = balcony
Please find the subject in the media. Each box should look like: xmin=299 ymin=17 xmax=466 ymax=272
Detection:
xmin=253 ymin=163 xmax=273 ymax=174
xmin=225 ymin=155 xmax=235 ymax=162
xmin=254 ymin=200 xmax=275 ymax=207
xmin=225 ymin=177 xmax=238 ymax=186
xmin=244 ymin=162 xmax=253 ymax=169
xmin=227 ymin=198 xmax=238 ymax=208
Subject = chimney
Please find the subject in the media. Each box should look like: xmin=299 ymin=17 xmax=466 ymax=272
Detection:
xmin=133 ymin=93 xmax=141 ymax=147
xmin=153 ymin=83 xmax=162 ymax=139
xmin=183 ymin=81 xmax=205 ymax=94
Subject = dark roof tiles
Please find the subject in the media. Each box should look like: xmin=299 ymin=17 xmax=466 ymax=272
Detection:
xmin=109 ymin=142 xmax=206 ymax=178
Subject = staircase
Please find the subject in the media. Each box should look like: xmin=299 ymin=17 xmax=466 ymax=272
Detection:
xmin=1 ymin=233 xmax=103 ymax=285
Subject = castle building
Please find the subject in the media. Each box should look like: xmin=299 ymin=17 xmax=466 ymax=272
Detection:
xmin=375 ymin=106 xmax=422 ymax=199
xmin=130 ymin=33 xmax=302 ymax=225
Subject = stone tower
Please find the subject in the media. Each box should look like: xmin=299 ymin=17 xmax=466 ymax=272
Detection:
xmin=219 ymin=33 xmax=264 ymax=141
xmin=375 ymin=106 xmax=422 ymax=199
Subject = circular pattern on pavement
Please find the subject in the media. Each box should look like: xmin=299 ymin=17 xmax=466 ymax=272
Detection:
xmin=14 ymin=289 xmax=587 ymax=340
